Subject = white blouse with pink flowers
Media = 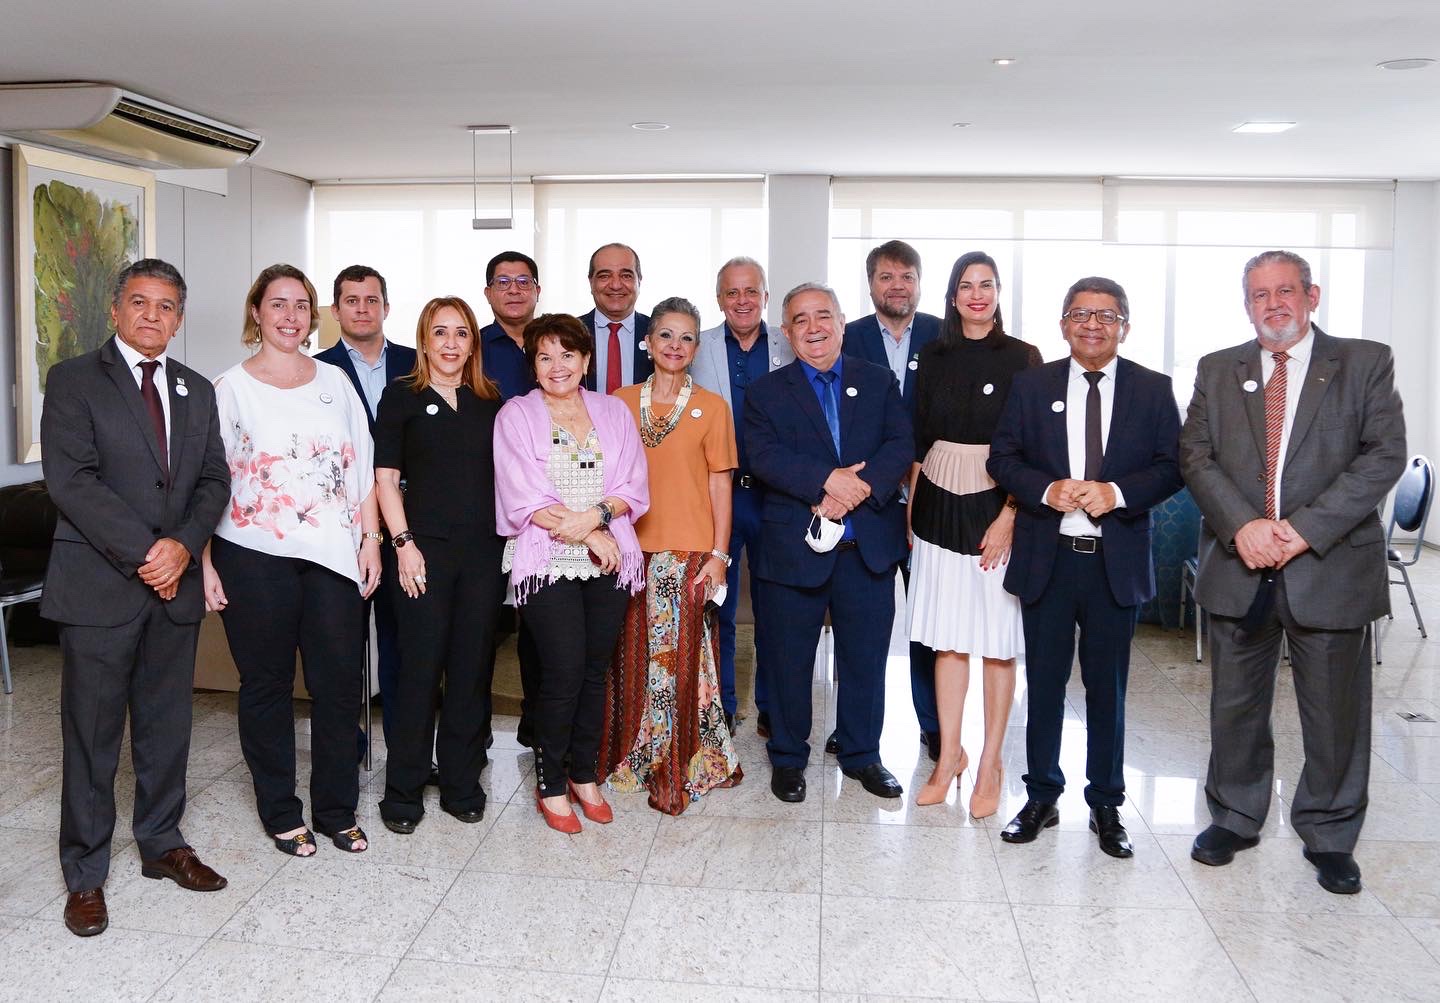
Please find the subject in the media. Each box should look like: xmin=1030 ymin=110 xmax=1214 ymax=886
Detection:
xmin=213 ymin=361 xmax=374 ymax=586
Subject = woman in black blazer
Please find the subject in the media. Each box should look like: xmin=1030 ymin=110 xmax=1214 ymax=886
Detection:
xmin=375 ymin=296 xmax=505 ymax=833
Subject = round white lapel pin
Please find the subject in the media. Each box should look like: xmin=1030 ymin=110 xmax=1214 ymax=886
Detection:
xmin=319 ymin=393 xmax=334 ymax=405
xmin=908 ymin=359 xmax=919 ymax=371
xmin=426 ymin=403 xmax=439 ymax=415
xmin=983 ymin=383 xmax=995 ymax=396
xmin=772 ymin=356 xmax=782 ymax=366
xmin=1242 ymin=379 xmax=1258 ymax=393
xmin=1052 ymin=400 xmax=1065 ymax=413
xmin=846 ymin=386 xmax=858 ymax=397
xmin=690 ymin=407 xmax=703 ymax=418
xmin=175 ymin=383 xmax=189 ymax=398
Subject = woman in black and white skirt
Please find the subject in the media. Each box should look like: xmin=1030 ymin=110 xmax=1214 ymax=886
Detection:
xmin=909 ymin=251 xmax=1042 ymax=815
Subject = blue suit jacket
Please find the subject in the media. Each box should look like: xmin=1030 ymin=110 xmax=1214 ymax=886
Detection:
xmin=744 ymin=357 xmax=914 ymax=587
xmin=314 ymin=338 xmax=418 ymax=431
xmin=842 ymin=311 xmax=942 ymax=416
xmin=578 ymin=310 xmax=653 ymax=391
xmin=987 ymin=356 xmax=1183 ymax=608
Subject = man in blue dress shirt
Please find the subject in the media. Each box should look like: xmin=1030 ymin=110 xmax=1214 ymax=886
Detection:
xmin=480 ymin=251 xmax=540 ymax=400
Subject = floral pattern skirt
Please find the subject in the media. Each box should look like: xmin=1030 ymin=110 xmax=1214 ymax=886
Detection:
xmin=600 ymin=550 xmax=742 ymax=814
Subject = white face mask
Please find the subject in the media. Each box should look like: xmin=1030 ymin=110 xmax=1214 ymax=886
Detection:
xmin=709 ymin=582 xmax=728 ymax=608
xmin=805 ymin=512 xmax=846 ymax=553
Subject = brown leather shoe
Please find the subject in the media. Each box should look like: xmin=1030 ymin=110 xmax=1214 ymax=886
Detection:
xmin=141 ymin=846 xmax=228 ymax=891
xmin=64 ymin=887 xmax=108 ymax=937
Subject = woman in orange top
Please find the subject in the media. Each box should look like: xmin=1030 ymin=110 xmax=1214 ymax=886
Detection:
xmin=601 ymin=296 xmax=742 ymax=814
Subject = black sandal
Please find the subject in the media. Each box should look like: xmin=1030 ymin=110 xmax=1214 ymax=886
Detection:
xmin=272 ymin=829 xmax=317 ymax=857
xmin=321 ymin=825 xmax=369 ymax=852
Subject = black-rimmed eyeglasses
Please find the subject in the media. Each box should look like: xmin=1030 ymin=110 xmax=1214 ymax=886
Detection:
xmin=489 ymin=276 xmax=536 ymax=291
xmin=1063 ymin=308 xmax=1125 ymax=325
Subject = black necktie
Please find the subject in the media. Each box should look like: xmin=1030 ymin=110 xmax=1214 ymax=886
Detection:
xmin=1083 ymin=371 xmax=1103 ymax=481
xmin=139 ymin=360 xmax=169 ymax=478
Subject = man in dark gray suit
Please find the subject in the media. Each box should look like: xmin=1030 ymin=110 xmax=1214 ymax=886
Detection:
xmin=42 ymin=259 xmax=231 ymax=936
xmin=1180 ymin=249 xmax=1406 ymax=894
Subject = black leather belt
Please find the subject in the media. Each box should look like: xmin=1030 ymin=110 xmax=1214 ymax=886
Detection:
xmin=1065 ymin=535 xmax=1101 ymax=554
xmin=734 ymin=472 xmax=755 ymax=488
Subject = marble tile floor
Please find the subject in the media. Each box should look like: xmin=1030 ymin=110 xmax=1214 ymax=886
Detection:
xmin=4 ymin=564 xmax=1440 ymax=1000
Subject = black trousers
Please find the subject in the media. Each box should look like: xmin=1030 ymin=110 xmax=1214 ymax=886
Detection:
xmin=380 ymin=532 xmax=505 ymax=822
xmin=515 ymin=614 xmax=541 ymax=743
xmin=212 ymin=537 xmax=362 ymax=835
xmin=1021 ymin=545 xmax=1136 ymax=808
xmin=58 ymin=600 xmax=198 ymax=892
xmin=521 ymin=573 xmax=629 ymax=798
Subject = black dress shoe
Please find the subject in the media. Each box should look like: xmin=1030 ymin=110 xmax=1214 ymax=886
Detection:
xmin=724 ymin=710 xmax=736 ymax=735
xmin=382 ymin=816 xmax=418 ymax=834
xmin=1089 ymin=806 xmax=1134 ymax=859
xmin=841 ymin=762 xmax=903 ymax=798
xmin=1190 ymin=824 xmax=1260 ymax=866
xmin=755 ymin=712 xmax=771 ymax=739
xmin=825 ymin=731 xmax=840 ymax=755
xmin=770 ymin=766 xmax=806 ymax=803
xmin=442 ymin=802 xmax=486 ymax=824
xmin=1303 ymin=847 xmax=1362 ymax=894
xmin=922 ymin=731 xmax=942 ymax=763
xmin=64 ymin=887 xmax=107 ymax=937
xmin=1000 ymin=799 xmax=1059 ymax=843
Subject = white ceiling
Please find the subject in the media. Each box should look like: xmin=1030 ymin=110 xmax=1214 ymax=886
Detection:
xmin=2 ymin=1 xmax=1439 ymax=182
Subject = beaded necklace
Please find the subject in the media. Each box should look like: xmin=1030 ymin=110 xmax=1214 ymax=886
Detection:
xmin=638 ymin=373 xmax=693 ymax=448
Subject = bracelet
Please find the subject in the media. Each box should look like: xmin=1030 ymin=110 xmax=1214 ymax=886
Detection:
xmin=1004 ymin=497 xmax=1019 ymax=511
xmin=391 ymin=530 xmax=415 ymax=549
xmin=594 ymin=501 xmax=613 ymax=526
xmin=362 ymin=530 xmax=384 ymax=544
xmin=709 ymin=549 xmax=732 ymax=568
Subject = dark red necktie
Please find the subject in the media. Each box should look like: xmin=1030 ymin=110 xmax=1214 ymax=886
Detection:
xmin=139 ymin=359 xmax=169 ymax=477
xmin=606 ymin=321 xmax=623 ymax=394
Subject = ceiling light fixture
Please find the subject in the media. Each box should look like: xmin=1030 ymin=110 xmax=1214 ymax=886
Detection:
xmin=952 ymin=122 xmax=972 ymax=129
xmin=469 ymin=124 xmax=514 ymax=230
xmin=1232 ymin=121 xmax=1296 ymax=134
xmin=1377 ymin=57 xmax=1435 ymax=71
xmin=992 ymin=57 xmax=1016 ymax=66
xmin=630 ymin=121 xmax=670 ymax=131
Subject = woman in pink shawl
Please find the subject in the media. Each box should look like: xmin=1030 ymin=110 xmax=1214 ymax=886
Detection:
xmin=494 ymin=313 xmax=648 ymax=833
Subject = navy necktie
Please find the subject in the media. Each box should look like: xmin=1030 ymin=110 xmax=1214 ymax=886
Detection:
xmin=816 ymin=370 xmax=841 ymax=456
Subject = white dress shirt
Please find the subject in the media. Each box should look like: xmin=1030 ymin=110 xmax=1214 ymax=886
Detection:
xmin=592 ymin=312 xmax=637 ymax=392
xmin=876 ymin=316 xmax=913 ymax=390
xmin=113 ymin=337 xmax=171 ymax=451
xmin=1047 ymin=356 xmax=1127 ymax=537
xmin=1259 ymin=326 xmax=1313 ymax=518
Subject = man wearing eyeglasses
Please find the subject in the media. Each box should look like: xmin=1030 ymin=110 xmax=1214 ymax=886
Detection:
xmin=1180 ymin=250 xmax=1405 ymax=895
xmin=988 ymin=277 xmax=1182 ymax=858
xmin=579 ymin=242 xmax=653 ymax=393
xmin=691 ymin=256 xmax=794 ymax=734
xmin=481 ymin=251 xmax=542 ymax=400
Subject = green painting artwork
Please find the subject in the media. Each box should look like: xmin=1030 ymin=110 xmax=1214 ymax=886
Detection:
xmin=31 ymin=178 xmax=139 ymax=392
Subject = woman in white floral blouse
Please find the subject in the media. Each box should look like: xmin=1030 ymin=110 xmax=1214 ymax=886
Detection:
xmin=201 ymin=263 xmax=382 ymax=858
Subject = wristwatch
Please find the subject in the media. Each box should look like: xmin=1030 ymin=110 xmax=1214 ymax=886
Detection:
xmin=710 ymin=549 xmax=732 ymax=568
xmin=392 ymin=530 xmax=415 ymax=549
xmin=362 ymin=530 xmax=384 ymax=544
xmin=594 ymin=501 xmax=614 ymax=526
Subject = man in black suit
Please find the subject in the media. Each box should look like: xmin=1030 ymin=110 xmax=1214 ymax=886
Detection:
xmin=842 ymin=239 xmax=943 ymax=759
xmin=316 ymin=265 xmax=417 ymax=751
xmin=578 ymin=242 xmax=652 ymax=393
xmin=42 ymin=258 xmax=231 ymax=936
xmin=988 ymin=276 xmax=1183 ymax=858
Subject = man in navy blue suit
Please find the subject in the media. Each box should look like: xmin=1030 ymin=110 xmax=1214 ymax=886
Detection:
xmin=843 ymin=239 xmax=943 ymax=760
xmin=988 ymin=276 xmax=1182 ymax=857
xmin=578 ymin=242 xmax=653 ymax=393
xmin=316 ymin=265 xmax=418 ymax=754
xmin=745 ymin=283 xmax=914 ymax=803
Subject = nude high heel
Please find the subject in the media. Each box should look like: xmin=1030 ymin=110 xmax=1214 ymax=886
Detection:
xmin=969 ymin=765 xmax=1004 ymax=820
xmin=914 ymin=748 xmax=969 ymax=807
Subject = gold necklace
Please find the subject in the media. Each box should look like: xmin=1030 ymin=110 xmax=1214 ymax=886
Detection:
xmin=639 ymin=374 xmax=692 ymax=447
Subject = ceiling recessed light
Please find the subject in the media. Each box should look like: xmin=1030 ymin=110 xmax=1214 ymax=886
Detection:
xmin=951 ymin=121 xmax=972 ymax=129
xmin=992 ymin=57 xmax=1016 ymax=66
xmin=1377 ymin=57 xmax=1434 ymax=71
xmin=1233 ymin=121 xmax=1297 ymax=134
xmin=630 ymin=121 xmax=669 ymax=131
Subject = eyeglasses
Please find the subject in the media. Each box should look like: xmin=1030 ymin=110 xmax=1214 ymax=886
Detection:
xmin=489 ymin=276 xmax=536 ymax=291
xmin=1063 ymin=308 xmax=1125 ymax=325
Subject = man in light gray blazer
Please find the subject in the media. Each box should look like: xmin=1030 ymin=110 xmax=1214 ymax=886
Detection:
xmin=691 ymin=256 xmax=793 ymax=733
xmin=1180 ymin=249 xmax=1405 ymax=895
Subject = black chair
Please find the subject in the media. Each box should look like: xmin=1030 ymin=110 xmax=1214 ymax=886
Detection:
xmin=0 ymin=562 xmax=44 ymax=694
xmin=1376 ymin=455 xmax=1434 ymax=664
xmin=1179 ymin=518 xmax=1204 ymax=662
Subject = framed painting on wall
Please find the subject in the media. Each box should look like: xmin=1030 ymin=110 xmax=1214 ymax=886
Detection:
xmin=11 ymin=144 xmax=156 ymax=463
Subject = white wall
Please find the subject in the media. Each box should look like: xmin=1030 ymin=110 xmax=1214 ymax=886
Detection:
xmin=766 ymin=175 xmax=831 ymax=325
xmin=1387 ymin=181 xmax=1439 ymax=468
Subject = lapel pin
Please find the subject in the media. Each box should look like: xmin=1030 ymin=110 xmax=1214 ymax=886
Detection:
xmin=846 ymin=386 xmax=858 ymax=397
xmin=1242 ymin=379 xmax=1258 ymax=393
xmin=426 ymin=403 xmax=439 ymax=415
xmin=1317 ymin=377 xmax=1326 ymax=383
xmin=908 ymin=359 xmax=919 ymax=371
xmin=176 ymin=375 xmax=185 ymax=384
xmin=1052 ymin=400 xmax=1065 ymax=413
xmin=319 ymin=392 xmax=334 ymax=405
xmin=772 ymin=356 xmax=782 ymax=366
xmin=983 ymin=383 xmax=995 ymax=396
xmin=175 ymin=383 xmax=189 ymax=397
xmin=690 ymin=407 xmax=703 ymax=418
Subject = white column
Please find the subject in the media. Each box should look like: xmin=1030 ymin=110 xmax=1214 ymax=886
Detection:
xmin=766 ymin=175 xmax=832 ymax=325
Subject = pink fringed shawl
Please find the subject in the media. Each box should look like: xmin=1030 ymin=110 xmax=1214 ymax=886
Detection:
xmin=494 ymin=388 xmax=650 ymax=602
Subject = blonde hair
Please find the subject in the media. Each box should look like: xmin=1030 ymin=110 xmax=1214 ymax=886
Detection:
xmin=407 ymin=296 xmax=500 ymax=400
xmin=242 ymin=263 xmax=320 ymax=348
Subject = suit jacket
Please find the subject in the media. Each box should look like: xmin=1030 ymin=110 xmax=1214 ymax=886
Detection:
xmin=40 ymin=337 xmax=230 ymax=627
xmin=578 ymin=309 xmax=653 ymax=391
xmin=744 ymin=357 xmax=914 ymax=587
xmin=842 ymin=311 xmax=942 ymax=416
xmin=691 ymin=321 xmax=794 ymax=413
xmin=988 ymin=356 xmax=1183 ymax=608
xmin=1179 ymin=327 xmax=1406 ymax=628
xmin=314 ymin=337 xmax=418 ymax=430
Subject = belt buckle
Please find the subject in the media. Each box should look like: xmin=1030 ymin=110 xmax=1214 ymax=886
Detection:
xmin=1071 ymin=536 xmax=1097 ymax=554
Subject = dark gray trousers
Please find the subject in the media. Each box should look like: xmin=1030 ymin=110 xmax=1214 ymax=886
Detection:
xmin=59 ymin=601 xmax=198 ymax=892
xmin=1205 ymin=574 xmax=1372 ymax=852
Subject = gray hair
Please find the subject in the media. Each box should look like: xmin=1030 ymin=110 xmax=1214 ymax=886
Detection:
xmin=715 ymin=256 xmax=768 ymax=297
xmin=648 ymin=296 xmax=701 ymax=331
xmin=1242 ymin=250 xmax=1313 ymax=301
xmin=781 ymin=282 xmax=843 ymax=322
xmin=112 ymin=258 xmax=187 ymax=313
xmin=1062 ymin=276 xmax=1129 ymax=322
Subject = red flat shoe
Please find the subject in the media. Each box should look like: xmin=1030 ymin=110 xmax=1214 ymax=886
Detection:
xmin=535 ymin=788 xmax=582 ymax=834
xmin=567 ymin=780 xmax=614 ymax=824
